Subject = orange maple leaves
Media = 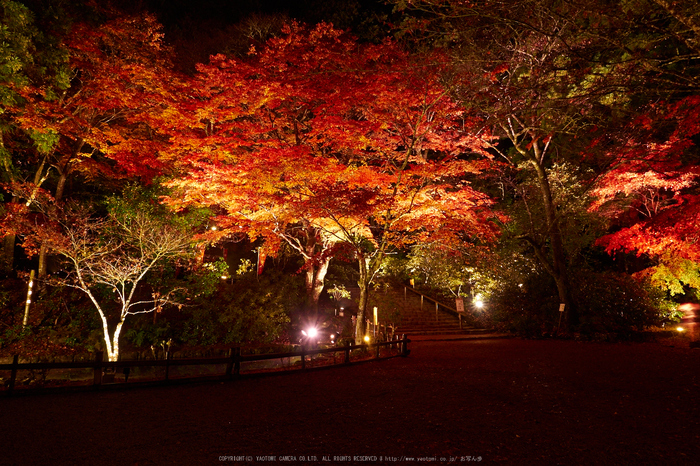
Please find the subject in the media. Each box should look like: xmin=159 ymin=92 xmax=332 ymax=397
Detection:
xmin=592 ymin=97 xmax=700 ymax=263
xmin=164 ymin=23 xmax=499 ymax=254
xmin=15 ymin=13 xmax=175 ymax=184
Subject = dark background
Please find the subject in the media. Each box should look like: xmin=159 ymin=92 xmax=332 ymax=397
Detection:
xmin=138 ymin=0 xmax=395 ymax=71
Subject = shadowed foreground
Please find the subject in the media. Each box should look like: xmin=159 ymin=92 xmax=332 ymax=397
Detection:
xmin=2 ymin=339 xmax=699 ymax=465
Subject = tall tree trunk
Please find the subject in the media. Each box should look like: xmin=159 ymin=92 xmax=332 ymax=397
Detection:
xmin=530 ymin=156 xmax=577 ymax=328
xmin=22 ymin=269 xmax=35 ymax=326
xmin=305 ymin=255 xmax=331 ymax=312
xmin=110 ymin=320 xmax=125 ymax=362
xmin=298 ymin=222 xmax=333 ymax=314
xmin=355 ymin=254 xmax=370 ymax=344
xmin=37 ymin=243 xmax=49 ymax=278
xmin=1 ymin=132 xmax=22 ymax=273
xmin=0 ymin=234 xmax=15 ymax=275
xmin=38 ymin=158 xmax=70 ymax=279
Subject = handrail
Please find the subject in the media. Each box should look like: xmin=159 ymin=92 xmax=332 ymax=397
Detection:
xmin=405 ymin=286 xmax=461 ymax=315
xmin=404 ymin=286 xmax=471 ymax=329
xmin=1 ymin=336 xmax=411 ymax=395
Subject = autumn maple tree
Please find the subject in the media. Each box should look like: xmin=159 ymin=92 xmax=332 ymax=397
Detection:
xmin=581 ymin=1 xmax=700 ymax=296
xmin=0 ymin=0 xmax=71 ymax=274
xmin=4 ymin=10 xmax=176 ymax=279
xmin=392 ymin=0 xmax=700 ymax=328
xmin=394 ymin=0 xmax=612 ymax=327
xmin=591 ymin=96 xmax=700 ymax=295
xmin=163 ymin=22 xmax=499 ymax=339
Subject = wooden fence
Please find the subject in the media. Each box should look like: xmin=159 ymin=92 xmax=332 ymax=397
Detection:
xmin=0 ymin=336 xmax=411 ymax=396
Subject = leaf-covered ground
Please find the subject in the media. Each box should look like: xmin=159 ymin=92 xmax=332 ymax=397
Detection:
xmin=3 ymin=338 xmax=699 ymax=464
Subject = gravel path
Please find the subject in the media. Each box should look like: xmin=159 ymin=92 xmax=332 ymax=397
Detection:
xmin=2 ymin=338 xmax=699 ymax=465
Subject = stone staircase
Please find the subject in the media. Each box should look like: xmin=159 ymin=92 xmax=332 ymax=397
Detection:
xmin=368 ymin=286 xmax=491 ymax=337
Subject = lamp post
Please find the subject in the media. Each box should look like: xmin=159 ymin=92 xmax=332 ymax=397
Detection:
xmin=373 ymin=306 xmax=378 ymax=337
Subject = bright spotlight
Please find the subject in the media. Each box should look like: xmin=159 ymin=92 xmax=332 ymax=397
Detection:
xmin=676 ymin=326 xmax=685 ymax=332
xmin=475 ymin=300 xmax=484 ymax=309
xmin=307 ymin=327 xmax=318 ymax=338
xmin=363 ymin=335 xmax=370 ymax=343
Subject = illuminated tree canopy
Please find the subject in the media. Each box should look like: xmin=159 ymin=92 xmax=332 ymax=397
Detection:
xmin=2 ymin=0 xmax=700 ymax=352
xmin=161 ymin=23 xmax=500 ymax=340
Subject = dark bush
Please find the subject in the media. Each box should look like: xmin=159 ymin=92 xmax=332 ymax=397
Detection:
xmin=573 ymin=270 xmax=673 ymax=339
xmin=486 ymin=273 xmax=560 ymax=337
xmin=484 ymin=269 xmax=673 ymax=339
xmin=177 ymin=269 xmax=303 ymax=346
xmin=1 ymin=280 xmax=101 ymax=357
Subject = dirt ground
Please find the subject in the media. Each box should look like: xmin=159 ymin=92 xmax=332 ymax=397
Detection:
xmin=2 ymin=338 xmax=699 ymax=465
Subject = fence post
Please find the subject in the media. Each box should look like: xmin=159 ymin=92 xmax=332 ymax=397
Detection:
xmin=233 ymin=347 xmax=241 ymax=377
xmin=7 ymin=355 xmax=19 ymax=395
xmin=301 ymin=345 xmax=306 ymax=370
xmin=344 ymin=341 xmax=351 ymax=364
xmin=421 ymin=295 xmax=424 ymax=310
xmin=165 ymin=350 xmax=172 ymax=381
xmin=436 ymin=301 xmax=439 ymax=321
xmin=459 ymin=313 xmax=463 ymax=330
xmin=93 ymin=351 xmax=103 ymax=388
xmin=400 ymin=335 xmax=410 ymax=357
xmin=226 ymin=348 xmax=233 ymax=377
xmin=226 ymin=347 xmax=241 ymax=378
xmin=375 ymin=342 xmax=380 ymax=359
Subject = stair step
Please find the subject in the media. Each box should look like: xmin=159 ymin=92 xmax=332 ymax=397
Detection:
xmin=398 ymin=323 xmax=468 ymax=329
xmin=366 ymin=286 xmax=488 ymax=337
xmin=395 ymin=329 xmax=491 ymax=336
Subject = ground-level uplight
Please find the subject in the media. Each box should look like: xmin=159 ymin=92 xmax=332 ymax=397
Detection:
xmin=676 ymin=326 xmax=685 ymax=333
xmin=363 ymin=335 xmax=370 ymax=343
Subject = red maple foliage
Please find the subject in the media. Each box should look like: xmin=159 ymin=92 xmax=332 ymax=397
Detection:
xmin=2 ymin=12 xmax=179 ymax=278
xmin=163 ymin=23 xmax=500 ymax=326
xmin=14 ymin=12 xmax=175 ymax=197
xmin=591 ymin=96 xmax=700 ymax=291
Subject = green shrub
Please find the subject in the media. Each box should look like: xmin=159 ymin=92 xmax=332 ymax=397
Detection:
xmin=573 ymin=270 xmax=674 ymax=338
xmin=178 ymin=270 xmax=303 ymax=346
xmin=486 ymin=273 xmax=560 ymax=337
xmin=484 ymin=269 xmax=673 ymax=339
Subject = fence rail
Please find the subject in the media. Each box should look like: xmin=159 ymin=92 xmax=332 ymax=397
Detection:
xmin=405 ymin=286 xmax=468 ymax=328
xmin=1 ymin=336 xmax=411 ymax=396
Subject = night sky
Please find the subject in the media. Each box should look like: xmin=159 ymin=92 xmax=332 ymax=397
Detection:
xmin=139 ymin=0 xmax=394 ymax=71
xmin=145 ymin=0 xmax=390 ymax=25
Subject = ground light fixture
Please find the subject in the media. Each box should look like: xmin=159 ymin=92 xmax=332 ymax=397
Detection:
xmin=676 ymin=326 xmax=685 ymax=332
xmin=363 ymin=335 xmax=370 ymax=343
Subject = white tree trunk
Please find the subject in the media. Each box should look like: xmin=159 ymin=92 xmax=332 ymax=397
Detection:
xmin=110 ymin=321 xmax=125 ymax=362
